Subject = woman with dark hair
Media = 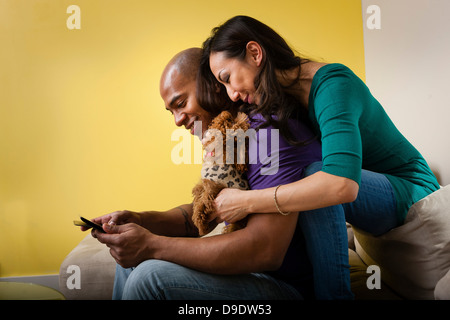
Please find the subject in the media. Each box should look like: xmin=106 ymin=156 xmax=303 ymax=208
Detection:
xmin=198 ymin=15 xmax=440 ymax=299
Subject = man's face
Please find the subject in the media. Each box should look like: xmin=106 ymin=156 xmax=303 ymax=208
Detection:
xmin=160 ymin=67 xmax=212 ymax=137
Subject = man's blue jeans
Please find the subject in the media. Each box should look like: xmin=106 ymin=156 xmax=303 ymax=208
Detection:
xmin=113 ymin=260 xmax=303 ymax=300
xmin=298 ymin=161 xmax=399 ymax=299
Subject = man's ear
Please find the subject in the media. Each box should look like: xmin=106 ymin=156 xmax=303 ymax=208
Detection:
xmin=245 ymin=41 xmax=263 ymax=67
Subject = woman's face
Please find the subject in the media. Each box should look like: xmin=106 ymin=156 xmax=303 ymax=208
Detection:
xmin=209 ymin=42 xmax=262 ymax=105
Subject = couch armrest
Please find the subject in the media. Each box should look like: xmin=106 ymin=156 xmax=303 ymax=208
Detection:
xmin=59 ymin=234 xmax=116 ymax=300
xmin=59 ymin=223 xmax=226 ymax=300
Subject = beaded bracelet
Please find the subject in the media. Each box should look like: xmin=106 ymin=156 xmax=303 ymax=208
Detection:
xmin=274 ymin=185 xmax=291 ymax=216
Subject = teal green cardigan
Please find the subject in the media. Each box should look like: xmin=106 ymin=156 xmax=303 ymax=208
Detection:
xmin=308 ymin=63 xmax=440 ymax=221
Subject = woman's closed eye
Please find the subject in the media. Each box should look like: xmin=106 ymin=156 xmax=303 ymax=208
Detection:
xmin=218 ymin=71 xmax=230 ymax=84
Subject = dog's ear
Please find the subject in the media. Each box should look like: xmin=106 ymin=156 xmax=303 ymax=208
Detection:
xmin=191 ymin=179 xmax=227 ymax=236
xmin=235 ymin=112 xmax=249 ymax=128
xmin=192 ymin=180 xmax=205 ymax=197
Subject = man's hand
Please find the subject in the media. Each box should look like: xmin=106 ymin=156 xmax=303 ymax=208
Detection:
xmin=93 ymin=223 xmax=155 ymax=268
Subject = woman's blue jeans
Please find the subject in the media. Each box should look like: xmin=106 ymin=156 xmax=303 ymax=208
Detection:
xmin=298 ymin=161 xmax=399 ymax=299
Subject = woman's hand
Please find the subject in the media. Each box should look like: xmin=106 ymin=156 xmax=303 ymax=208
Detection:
xmin=212 ymin=188 xmax=251 ymax=223
xmin=81 ymin=210 xmax=142 ymax=232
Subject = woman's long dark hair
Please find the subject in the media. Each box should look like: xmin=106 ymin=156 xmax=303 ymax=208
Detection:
xmin=198 ymin=15 xmax=313 ymax=146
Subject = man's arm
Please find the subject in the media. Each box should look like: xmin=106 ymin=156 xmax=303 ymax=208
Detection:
xmin=89 ymin=203 xmax=199 ymax=238
xmin=139 ymin=203 xmax=199 ymax=237
xmin=95 ymin=209 xmax=298 ymax=273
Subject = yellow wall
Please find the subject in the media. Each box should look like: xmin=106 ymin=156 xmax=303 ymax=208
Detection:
xmin=0 ymin=0 xmax=365 ymax=277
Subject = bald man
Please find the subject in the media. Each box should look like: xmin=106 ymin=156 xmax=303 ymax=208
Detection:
xmin=91 ymin=48 xmax=314 ymax=300
xmin=160 ymin=48 xmax=213 ymax=137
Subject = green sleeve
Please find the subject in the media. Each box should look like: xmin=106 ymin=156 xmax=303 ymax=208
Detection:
xmin=311 ymin=72 xmax=364 ymax=185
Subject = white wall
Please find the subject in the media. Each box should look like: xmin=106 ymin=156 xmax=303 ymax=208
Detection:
xmin=362 ymin=0 xmax=450 ymax=185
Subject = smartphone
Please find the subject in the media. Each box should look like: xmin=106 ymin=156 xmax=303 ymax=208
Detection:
xmin=74 ymin=216 xmax=106 ymax=233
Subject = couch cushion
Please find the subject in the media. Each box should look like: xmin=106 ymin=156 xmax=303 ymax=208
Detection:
xmin=435 ymin=268 xmax=450 ymax=300
xmin=353 ymin=185 xmax=450 ymax=299
xmin=348 ymin=249 xmax=402 ymax=300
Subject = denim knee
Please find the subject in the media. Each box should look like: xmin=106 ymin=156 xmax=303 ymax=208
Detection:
xmin=122 ymin=259 xmax=172 ymax=300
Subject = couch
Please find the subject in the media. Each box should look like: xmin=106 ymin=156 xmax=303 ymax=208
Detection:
xmin=59 ymin=185 xmax=450 ymax=300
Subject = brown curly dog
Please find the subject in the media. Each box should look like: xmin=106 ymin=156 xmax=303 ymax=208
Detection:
xmin=191 ymin=110 xmax=251 ymax=235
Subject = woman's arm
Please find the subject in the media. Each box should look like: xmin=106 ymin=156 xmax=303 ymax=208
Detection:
xmin=212 ymin=68 xmax=366 ymax=222
xmin=214 ymin=170 xmax=358 ymax=222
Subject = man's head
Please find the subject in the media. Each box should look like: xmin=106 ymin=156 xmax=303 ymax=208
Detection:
xmin=160 ymin=48 xmax=213 ymax=137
